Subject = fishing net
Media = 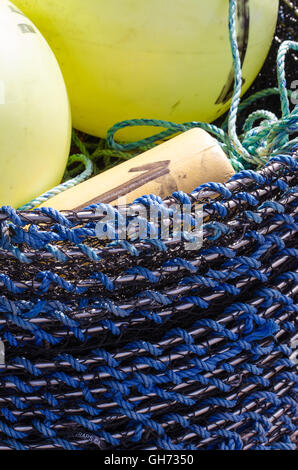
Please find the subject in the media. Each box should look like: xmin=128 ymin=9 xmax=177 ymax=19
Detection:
xmin=0 ymin=0 xmax=297 ymax=450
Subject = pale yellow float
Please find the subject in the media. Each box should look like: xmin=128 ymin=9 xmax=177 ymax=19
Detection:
xmin=0 ymin=0 xmax=71 ymax=208
xmin=12 ymin=0 xmax=278 ymax=140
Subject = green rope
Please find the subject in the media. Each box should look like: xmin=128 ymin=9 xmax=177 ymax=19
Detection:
xmin=20 ymin=0 xmax=298 ymax=210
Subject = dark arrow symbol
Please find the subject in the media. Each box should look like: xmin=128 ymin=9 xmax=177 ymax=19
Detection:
xmin=75 ymin=160 xmax=171 ymax=210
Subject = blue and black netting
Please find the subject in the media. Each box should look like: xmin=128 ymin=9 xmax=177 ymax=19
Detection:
xmin=0 ymin=0 xmax=297 ymax=451
xmin=0 ymin=151 xmax=297 ymax=450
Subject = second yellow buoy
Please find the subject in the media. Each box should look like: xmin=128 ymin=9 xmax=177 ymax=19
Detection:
xmin=12 ymin=0 xmax=278 ymax=140
xmin=0 ymin=0 xmax=71 ymax=209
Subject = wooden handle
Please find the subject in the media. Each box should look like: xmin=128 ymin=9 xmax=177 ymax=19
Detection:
xmin=40 ymin=128 xmax=235 ymax=210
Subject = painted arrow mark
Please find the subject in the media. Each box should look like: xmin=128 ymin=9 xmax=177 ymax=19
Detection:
xmin=75 ymin=160 xmax=171 ymax=210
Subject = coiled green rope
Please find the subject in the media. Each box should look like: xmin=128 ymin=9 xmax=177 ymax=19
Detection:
xmin=20 ymin=0 xmax=298 ymax=211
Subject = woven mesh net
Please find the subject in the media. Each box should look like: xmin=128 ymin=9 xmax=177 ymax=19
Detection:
xmin=0 ymin=1 xmax=297 ymax=451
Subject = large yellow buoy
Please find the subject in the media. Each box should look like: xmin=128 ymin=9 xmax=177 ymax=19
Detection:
xmin=12 ymin=0 xmax=278 ymax=141
xmin=0 ymin=0 xmax=71 ymax=209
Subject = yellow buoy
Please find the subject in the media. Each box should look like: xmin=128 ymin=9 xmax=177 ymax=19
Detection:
xmin=12 ymin=0 xmax=278 ymax=141
xmin=0 ymin=0 xmax=71 ymax=209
